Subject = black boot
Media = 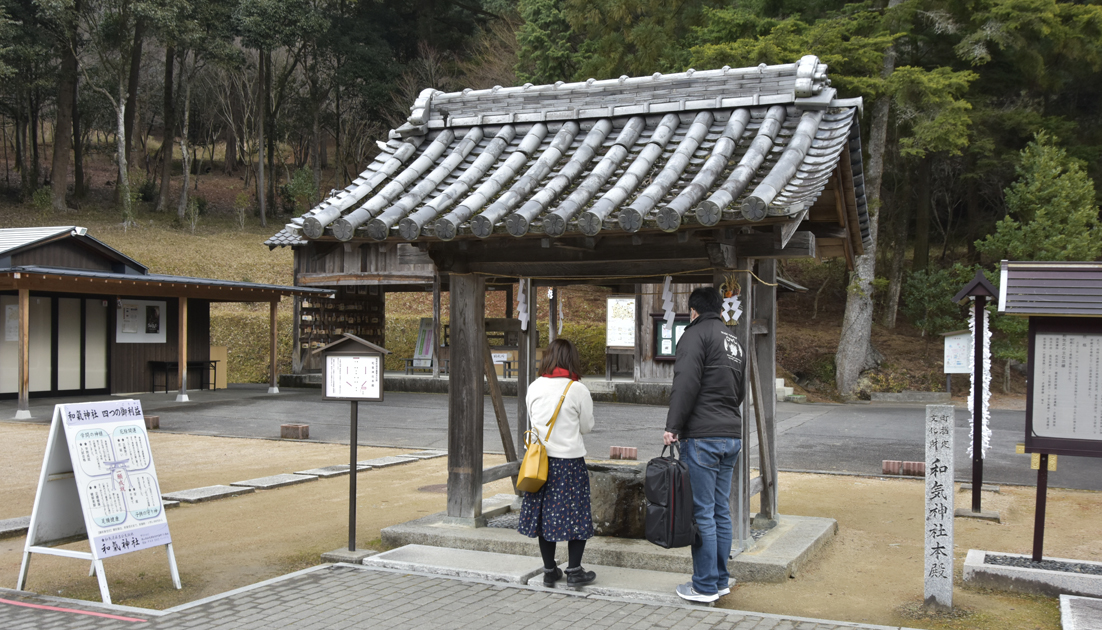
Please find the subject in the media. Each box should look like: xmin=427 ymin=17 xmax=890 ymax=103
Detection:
xmin=565 ymin=566 xmax=596 ymax=587
xmin=543 ymin=567 xmax=563 ymax=586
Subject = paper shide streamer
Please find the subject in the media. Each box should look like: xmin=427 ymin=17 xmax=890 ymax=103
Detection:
xmin=967 ymin=303 xmax=992 ymax=458
xmin=517 ymin=281 xmax=530 ymax=332
xmin=661 ymin=276 xmax=676 ymax=333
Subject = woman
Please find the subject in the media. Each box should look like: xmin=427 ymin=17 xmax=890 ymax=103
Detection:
xmin=517 ymin=338 xmax=596 ymax=587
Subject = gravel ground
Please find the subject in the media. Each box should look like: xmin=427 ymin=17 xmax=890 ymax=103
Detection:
xmin=985 ymin=553 xmax=1102 ymax=575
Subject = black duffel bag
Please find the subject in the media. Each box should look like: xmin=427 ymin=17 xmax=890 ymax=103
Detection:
xmin=644 ymin=443 xmax=697 ymax=548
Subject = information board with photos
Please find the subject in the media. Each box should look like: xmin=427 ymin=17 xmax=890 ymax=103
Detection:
xmin=1026 ymin=317 xmax=1102 ymax=457
xmin=606 ymin=296 xmax=636 ymax=348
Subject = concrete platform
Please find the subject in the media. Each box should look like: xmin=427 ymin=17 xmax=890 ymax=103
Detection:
xmin=163 ymin=500 xmax=180 ymax=509
xmin=0 ymin=516 xmax=30 ymax=539
xmin=1061 ymin=594 xmax=1102 ymax=630
xmin=320 ymin=547 xmax=379 ymax=564
xmin=964 ymin=550 xmax=1102 ymax=597
xmin=365 ymin=544 xmax=545 ymax=584
xmin=162 ymin=485 xmax=255 ymax=504
xmin=230 ymin=473 xmax=318 ymax=489
xmin=527 ymin=563 xmax=736 ymax=607
xmin=381 ymin=512 xmax=836 ymax=582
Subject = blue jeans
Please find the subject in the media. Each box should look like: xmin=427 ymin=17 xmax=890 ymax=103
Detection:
xmin=682 ymin=437 xmax=741 ymax=595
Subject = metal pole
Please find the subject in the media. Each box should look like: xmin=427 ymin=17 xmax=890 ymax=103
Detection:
xmin=349 ymin=400 xmax=358 ymax=551
xmin=972 ymin=296 xmax=985 ymax=513
xmin=1032 ymin=453 xmax=1048 ymax=562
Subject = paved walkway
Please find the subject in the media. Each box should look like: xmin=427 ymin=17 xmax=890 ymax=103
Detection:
xmin=1 ymin=564 xmax=913 ymax=630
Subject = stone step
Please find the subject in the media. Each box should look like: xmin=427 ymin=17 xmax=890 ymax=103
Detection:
xmin=363 ymin=544 xmax=545 ymax=584
xmin=162 ymin=485 xmax=255 ymax=504
xmin=230 ymin=473 xmax=318 ymax=490
xmin=528 ymin=564 xmax=733 ymax=607
xmin=356 ymin=455 xmax=418 ymax=468
xmin=0 ymin=516 xmax=30 ymax=540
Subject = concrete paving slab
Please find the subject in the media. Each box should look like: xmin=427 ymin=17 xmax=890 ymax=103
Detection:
xmin=356 ymin=455 xmax=417 ymax=468
xmin=230 ymin=473 xmax=318 ymax=490
xmin=364 ymin=544 xmax=545 ymax=584
xmin=482 ymin=493 xmax=518 ymax=519
xmin=526 ymin=563 xmax=734 ymax=607
xmin=163 ymin=500 xmax=180 ymax=509
xmin=161 ymin=485 xmax=255 ymax=504
xmin=293 ymin=464 xmax=369 ymax=478
xmin=320 ymin=547 xmax=379 ymax=564
xmin=1061 ymin=594 xmax=1102 ymax=630
xmin=964 ymin=550 xmax=1102 ymax=597
xmin=0 ymin=516 xmax=30 ymax=539
xmin=403 ymin=450 xmax=447 ymax=460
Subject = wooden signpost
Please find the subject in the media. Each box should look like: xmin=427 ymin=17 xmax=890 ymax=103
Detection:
xmin=17 ymin=399 xmax=180 ymax=604
xmin=317 ymin=333 xmax=388 ymax=552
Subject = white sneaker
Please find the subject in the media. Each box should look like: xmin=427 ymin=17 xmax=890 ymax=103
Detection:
xmin=718 ymin=579 xmax=734 ymax=596
xmin=676 ymin=582 xmax=719 ymax=603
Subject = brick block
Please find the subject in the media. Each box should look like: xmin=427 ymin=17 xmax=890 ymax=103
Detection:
xmin=609 ymin=446 xmax=638 ymax=461
xmin=901 ymin=461 xmax=926 ymax=476
xmin=144 ymin=415 xmax=159 ymax=430
xmin=281 ymin=423 xmax=309 ymax=439
xmin=882 ymin=460 xmax=901 ymax=475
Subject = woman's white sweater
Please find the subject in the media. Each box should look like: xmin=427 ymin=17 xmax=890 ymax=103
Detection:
xmin=526 ymin=376 xmax=594 ymax=458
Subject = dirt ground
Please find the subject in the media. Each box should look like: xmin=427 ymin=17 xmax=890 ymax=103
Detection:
xmin=1 ymin=421 xmax=1092 ymax=629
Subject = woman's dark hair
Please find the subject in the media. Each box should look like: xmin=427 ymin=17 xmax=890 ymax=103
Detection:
xmin=688 ymin=287 xmax=722 ymax=314
xmin=539 ymin=338 xmax=582 ymax=377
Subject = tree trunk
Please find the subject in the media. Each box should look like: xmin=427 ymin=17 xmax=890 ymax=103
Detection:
xmin=157 ymin=46 xmax=175 ymax=212
xmin=257 ymin=50 xmax=267 ymax=227
xmin=312 ymin=99 xmax=321 ymax=203
xmin=30 ymin=93 xmax=40 ymax=190
xmin=883 ymin=213 xmax=908 ymax=328
xmin=223 ymin=125 xmax=236 ymax=175
xmin=264 ymin=51 xmax=275 ymax=216
xmin=835 ymin=0 xmax=902 ymax=396
xmin=913 ymin=156 xmax=931 ymax=271
xmin=51 ymin=44 xmax=77 ymax=212
xmin=115 ymin=81 xmax=132 ymax=227
xmin=72 ymin=72 xmax=84 ymax=198
xmin=177 ymin=53 xmax=191 ymax=221
xmin=965 ymin=153 xmax=980 ymax=262
xmin=123 ymin=19 xmax=145 ymax=168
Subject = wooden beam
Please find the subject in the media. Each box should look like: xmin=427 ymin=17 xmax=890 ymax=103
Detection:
xmin=484 ymin=338 xmax=518 ymax=491
xmin=299 ymin=272 xmax=435 ymax=286
xmin=469 ymin=259 xmax=713 ymax=279
xmin=177 ymin=297 xmax=189 ymax=402
xmin=734 ymin=231 xmax=816 ymax=259
xmin=3 ymin=273 xmax=307 ymax=303
xmin=482 ymin=460 xmax=521 ymax=484
xmin=447 ymin=272 xmax=485 ymax=520
xmin=549 ymin=287 xmax=558 ymax=343
xmin=752 ymin=259 xmax=778 ymax=522
xmin=268 ymin=301 xmax=279 ymax=394
xmin=15 ymin=289 xmax=30 ymax=419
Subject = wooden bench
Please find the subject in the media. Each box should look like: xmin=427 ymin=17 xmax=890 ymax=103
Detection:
xmin=149 ymin=360 xmax=219 ymax=393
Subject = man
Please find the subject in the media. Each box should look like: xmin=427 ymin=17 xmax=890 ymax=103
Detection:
xmin=662 ymin=286 xmax=745 ymax=603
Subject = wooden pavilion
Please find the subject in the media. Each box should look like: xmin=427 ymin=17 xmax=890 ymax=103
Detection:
xmin=1 ymin=226 xmax=332 ymax=418
xmin=266 ymin=56 xmax=870 ymax=541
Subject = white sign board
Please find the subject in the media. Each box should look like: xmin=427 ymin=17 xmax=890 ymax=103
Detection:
xmin=324 ymin=354 xmax=383 ymax=401
xmin=606 ymin=295 xmax=636 ymax=348
xmin=18 ymin=399 xmax=179 ymax=604
xmin=413 ymin=318 xmax=434 ymax=367
xmin=4 ymin=303 xmax=16 ymax=341
xmin=1032 ymin=333 xmax=1102 ymax=440
xmin=943 ymin=332 xmax=972 ymax=374
xmin=116 ymin=299 xmax=167 ymax=344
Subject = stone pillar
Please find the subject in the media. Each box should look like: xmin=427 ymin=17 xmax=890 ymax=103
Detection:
xmin=924 ymin=404 xmax=954 ymax=611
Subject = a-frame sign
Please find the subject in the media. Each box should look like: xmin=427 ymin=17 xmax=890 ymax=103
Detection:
xmin=16 ymin=399 xmax=181 ymax=604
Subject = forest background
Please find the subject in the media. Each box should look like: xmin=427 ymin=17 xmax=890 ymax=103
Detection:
xmin=1 ymin=0 xmax=1100 ymax=399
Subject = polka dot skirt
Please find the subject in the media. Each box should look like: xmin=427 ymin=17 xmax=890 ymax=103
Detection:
xmin=518 ymin=456 xmax=594 ymax=542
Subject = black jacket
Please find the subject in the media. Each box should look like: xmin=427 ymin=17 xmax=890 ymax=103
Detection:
xmin=663 ymin=311 xmax=745 ymax=439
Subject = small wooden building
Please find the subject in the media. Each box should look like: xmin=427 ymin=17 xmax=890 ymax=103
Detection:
xmin=267 ymin=57 xmax=870 ymax=538
xmin=1 ymin=226 xmax=331 ymax=418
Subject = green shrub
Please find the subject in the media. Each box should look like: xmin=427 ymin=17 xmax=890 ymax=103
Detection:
xmin=279 ymin=168 xmax=318 ymax=216
xmin=210 ymin=309 xmax=295 ymax=383
xmin=137 ymin=178 xmax=157 ymax=202
xmin=30 ymin=187 xmax=51 ymax=212
xmin=901 ymin=263 xmax=977 ymax=341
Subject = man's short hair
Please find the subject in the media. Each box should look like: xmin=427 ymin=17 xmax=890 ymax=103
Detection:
xmin=688 ymin=287 xmax=722 ymax=315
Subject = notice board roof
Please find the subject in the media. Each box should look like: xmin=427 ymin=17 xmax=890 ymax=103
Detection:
xmin=999 ymin=260 xmax=1102 ymax=317
xmin=267 ymin=56 xmax=869 ymax=267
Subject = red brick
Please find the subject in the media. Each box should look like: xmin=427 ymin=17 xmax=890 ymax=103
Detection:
xmin=144 ymin=415 xmax=159 ymax=430
xmin=281 ymin=424 xmax=309 ymax=439
xmin=882 ymin=460 xmax=902 ymax=475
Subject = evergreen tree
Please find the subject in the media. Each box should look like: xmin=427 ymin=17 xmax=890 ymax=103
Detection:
xmin=976 ymin=132 xmax=1102 ymax=262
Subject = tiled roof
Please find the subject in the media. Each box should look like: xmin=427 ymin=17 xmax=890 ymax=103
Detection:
xmin=267 ymin=56 xmax=868 ymax=249
xmin=999 ymin=261 xmax=1102 ymax=317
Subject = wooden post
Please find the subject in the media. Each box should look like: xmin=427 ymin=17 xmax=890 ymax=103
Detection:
xmin=176 ymin=297 xmax=189 ymax=402
xmin=1032 ymin=453 xmax=1049 ymax=562
xmin=348 ymin=400 xmax=358 ymax=551
xmin=268 ymin=300 xmax=279 ymax=394
xmin=754 ymin=259 xmax=778 ymax=521
xmin=729 ymin=261 xmax=753 ymax=550
xmin=505 ymin=284 xmax=513 ymax=319
xmin=15 ymin=288 xmax=31 ymax=419
xmin=549 ymin=287 xmax=558 ymax=343
xmin=432 ymin=272 xmax=442 ymax=378
xmin=447 ymin=272 xmax=485 ymax=520
xmin=516 ymin=278 xmax=533 ymax=458
xmin=633 ymin=284 xmax=642 ymax=383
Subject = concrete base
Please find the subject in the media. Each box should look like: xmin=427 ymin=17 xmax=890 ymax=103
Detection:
xmin=381 ymin=513 xmax=836 ymax=583
xmin=321 ymin=547 xmax=379 ymax=564
xmin=1061 ymin=595 xmax=1102 ymax=630
xmin=162 ymin=485 xmax=255 ymax=503
xmin=963 ymin=550 xmax=1102 ymax=597
xmin=175 ymin=393 xmax=190 ymax=402
xmin=0 ymin=516 xmax=30 ymax=539
xmin=959 ymin=483 xmax=1001 ymax=493
xmin=267 ymin=386 xmax=279 ymax=394
xmin=230 ymin=473 xmax=318 ymax=490
xmin=13 ymin=409 xmax=31 ymax=420
xmin=954 ymin=508 xmax=1001 ymax=523
xmin=528 ymin=564 xmax=733 ymax=607
xmin=365 ymin=545 xmax=544 ymax=584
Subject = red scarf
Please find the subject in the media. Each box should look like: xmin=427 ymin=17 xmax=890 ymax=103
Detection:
xmin=546 ymin=367 xmax=580 ymax=381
